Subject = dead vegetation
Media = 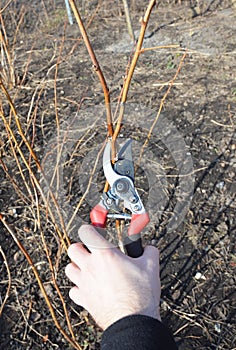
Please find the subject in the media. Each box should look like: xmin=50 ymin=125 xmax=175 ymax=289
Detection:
xmin=0 ymin=0 xmax=236 ymax=349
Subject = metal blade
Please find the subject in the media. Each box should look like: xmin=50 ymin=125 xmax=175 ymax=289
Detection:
xmin=117 ymin=139 xmax=133 ymax=161
xmin=103 ymin=141 xmax=121 ymax=187
xmin=114 ymin=139 xmax=134 ymax=181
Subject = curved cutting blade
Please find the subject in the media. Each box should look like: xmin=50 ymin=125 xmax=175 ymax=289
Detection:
xmin=114 ymin=139 xmax=134 ymax=181
xmin=103 ymin=141 xmax=121 ymax=186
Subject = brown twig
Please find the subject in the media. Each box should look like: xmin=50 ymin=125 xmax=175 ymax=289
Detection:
xmin=0 ymin=14 xmax=16 ymax=87
xmin=0 ymin=157 xmax=31 ymax=205
xmin=139 ymin=44 xmax=180 ymax=53
xmin=66 ymin=140 xmax=106 ymax=232
xmin=47 ymin=1 xmax=101 ymax=61
xmin=0 ymin=245 xmax=11 ymax=316
xmin=13 ymin=287 xmax=55 ymax=346
xmin=112 ymin=0 xmax=156 ymax=144
xmin=68 ymin=0 xmax=113 ymax=137
xmin=1 ymin=139 xmax=77 ymax=345
xmin=122 ymin=0 xmax=135 ymax=42
xmin=0 ymin=78 xmax=70 ymax=249
xmin=0 ymin=108 xmax=68 ymax=248
xmin=0 ymin=215 xmax=81 ymax=349
xmin=139 ymin=50 xmax=187 ymax=162
xmin=0 ymin=0 xmax=13 ymax=14
xmin=35 ymin=201 xmax=76 ymax=342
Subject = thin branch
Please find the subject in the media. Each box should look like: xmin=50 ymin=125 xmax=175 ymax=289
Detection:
xmin=0 ymin=14 xmax=16 ymax=87
xmin=139 ymin=50 xmax=188 ymax=162
xmin=14 ymin=288 xmax=59 ymax=347
xmin=140 ymin=44 xmax=180 ymax=53
xmin=0 ymin=245 xmax=11 ymax=316
xmin=35 ymin=201 xmax=76 ymax=342
xmin=120 ymin=0 xmax=156 ymax=104
xmin=66 ymin=141 xmax=106 ymax=232
xmin=0 ymin=215 xmax=82 ymax=350
xmin=68 ymin=0 xmax=113 ymax=136
xmin=122 ymin=0 xmax=135 ymax=42
xmin=0 ymin=78 xmax=70 ymax=249
xmin=112 ymin=0 xmax=156 ymax=143
xmin=0 ymin=0 xmax=13 ymax=14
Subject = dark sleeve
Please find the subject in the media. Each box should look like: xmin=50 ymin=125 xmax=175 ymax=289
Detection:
xmin=101 ymin=315 xmax=178 ymax=350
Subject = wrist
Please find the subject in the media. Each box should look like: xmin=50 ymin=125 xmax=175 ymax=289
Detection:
xmin=101 ymin=305 xmax=161 ymax=330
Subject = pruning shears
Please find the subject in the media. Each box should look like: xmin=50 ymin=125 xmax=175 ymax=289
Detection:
xmin=90 ymin=139 xmax=150 ymax=258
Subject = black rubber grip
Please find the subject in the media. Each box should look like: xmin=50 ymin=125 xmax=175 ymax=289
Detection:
xmin=125 ymin=235 xmax=143 ymax=258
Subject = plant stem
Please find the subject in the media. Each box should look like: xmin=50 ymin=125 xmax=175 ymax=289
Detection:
xmin=0 ymin=215 xmax=82 ymax=350
xmin=112 ymin=0 xmax=156 ymax=142
xmin=122 ymin=0 xmax=135 ymax=42
xmin=139 ymin=50 xmax=188 ymax=163
xmin=68 ymin=0 xmax=113 ymax=136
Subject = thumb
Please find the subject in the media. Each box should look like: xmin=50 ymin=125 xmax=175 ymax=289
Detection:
xmin=143 ymin=245 xmax=159 ymax=259
xmin=78 ymin=225 xmax=115 ymax=253
xmin=141 ymin=245 xmax=160 ymax=269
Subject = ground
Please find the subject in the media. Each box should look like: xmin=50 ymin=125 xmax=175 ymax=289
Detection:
xmin=0 ymin=0 xmax=235 ymax=349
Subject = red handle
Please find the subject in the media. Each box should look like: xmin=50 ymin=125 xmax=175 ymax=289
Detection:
xmin=128 ymin=212 xmax=150 ymax=236
xmin=90 ymin=203 xmax=108 ymax=228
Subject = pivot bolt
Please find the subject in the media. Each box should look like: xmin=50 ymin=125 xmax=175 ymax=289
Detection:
xmin=115 ymin=179 xmax=129 ymax=194
xmin=117 ymin=183 xmax=124 ymax=191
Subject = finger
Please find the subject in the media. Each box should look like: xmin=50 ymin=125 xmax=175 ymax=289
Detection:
xmin=65 ymin=262 xmax=81 ymax=286
xmin=78 ymin=224 xmax=115 ymax=253
xmin=67 ymin=242 xmax=90 ymax=267
xmin=144 ymin=245 xmax=159 ymax=259
xmin=69 ymin=286 xmax=85 ymax=307
xmin=142 ymin=245 xmax=160 ymax=269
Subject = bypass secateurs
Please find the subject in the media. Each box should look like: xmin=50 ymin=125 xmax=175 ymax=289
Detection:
xmin=90 ymin=139 xmax=150 ymax=258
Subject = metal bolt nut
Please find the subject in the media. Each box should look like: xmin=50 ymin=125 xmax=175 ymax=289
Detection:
xmin=134 ymin=204 xmax=140 ymax=212
xmin=129 ymin=196 xmax=138 ymax=204
xmin=106 ymin=198 xmax=113 ymax=205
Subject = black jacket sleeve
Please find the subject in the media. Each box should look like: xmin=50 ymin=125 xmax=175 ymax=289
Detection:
xmin=101 ymin=315 xmax=178 ymax=350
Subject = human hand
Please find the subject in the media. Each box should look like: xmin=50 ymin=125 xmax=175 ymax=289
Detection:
xmin=65 ymin=225 xmax=161 ymax=330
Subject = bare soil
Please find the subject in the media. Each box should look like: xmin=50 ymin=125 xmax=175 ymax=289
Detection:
xmin=0 ymin=1 xmax=236 ymax=349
